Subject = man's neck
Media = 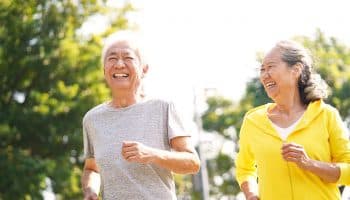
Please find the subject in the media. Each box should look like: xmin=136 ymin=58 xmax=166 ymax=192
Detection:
xmin=110 ymin=91 xmax=143 ymax=108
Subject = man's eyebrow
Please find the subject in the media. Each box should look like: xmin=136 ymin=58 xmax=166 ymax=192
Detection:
xmin=107 ymin=51 xmax=117 ymax=57
xmin=107 ymin=50 xmax=135 ymax=56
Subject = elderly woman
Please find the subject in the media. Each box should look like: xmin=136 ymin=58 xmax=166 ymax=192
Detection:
xmin=81 ymin=32 xmax=200 ymax=200
xmin=235 ymin=40 xmax=350 ymax=200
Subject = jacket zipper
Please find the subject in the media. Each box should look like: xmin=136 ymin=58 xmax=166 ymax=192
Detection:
xmin=262 ymin=132 xmax=296 ymax=199
xmin=286 ymin=161 xmax=294 ymax=200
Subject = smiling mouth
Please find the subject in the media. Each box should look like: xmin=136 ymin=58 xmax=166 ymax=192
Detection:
xmin=112 ymin=73 xmax=129 ymax=78
xmin=265 ymin=81 xmax=276 ymax=88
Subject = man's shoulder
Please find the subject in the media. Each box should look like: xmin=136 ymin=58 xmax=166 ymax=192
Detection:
xmin=143 ymin=98 xmax=172 ymax=108
xmin=83 ymin=103 xmax=108 ymax=124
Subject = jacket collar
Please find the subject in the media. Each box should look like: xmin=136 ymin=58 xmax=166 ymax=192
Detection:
xmin=245 ymin=100 xmax=325 ymax=139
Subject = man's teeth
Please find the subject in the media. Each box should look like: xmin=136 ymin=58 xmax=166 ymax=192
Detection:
xmin=113 ymin=73 xmax=128 ymax=78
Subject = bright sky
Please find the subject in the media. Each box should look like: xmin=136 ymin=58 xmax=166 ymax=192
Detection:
xmin=121 ymin=0 xmax=350 ymax=126
xmin=84 ymin=0 xmax=350 ymax=132
xmin=124 ymin=0 xmax=350 ymax=102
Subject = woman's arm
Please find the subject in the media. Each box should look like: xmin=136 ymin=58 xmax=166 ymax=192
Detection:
xmin=282 ymin=142 xmax=340 ymax=183
xmin=235 ymin=116 xmax=259 ymax=199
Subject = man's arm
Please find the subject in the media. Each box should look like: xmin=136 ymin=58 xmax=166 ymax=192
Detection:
xmin=122 ymin=136 xmax=200 ymax=174
xmin=81 ymin=158 xmax=101 ymax=200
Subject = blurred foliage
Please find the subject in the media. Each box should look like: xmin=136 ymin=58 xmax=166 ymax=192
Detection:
xmin=174 ymin=174 xmax=194 ymax=200
xmin=0 ymin=0 xmax=134 ymax=199
xmin=297 ymin=30 xmax=350 ymax=122
xmin=201 ymin=30 xmax=350 ymax=197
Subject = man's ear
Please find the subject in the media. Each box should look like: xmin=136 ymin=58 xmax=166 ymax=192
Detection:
xmin=142 ymin=64 xmax=149 ymax=77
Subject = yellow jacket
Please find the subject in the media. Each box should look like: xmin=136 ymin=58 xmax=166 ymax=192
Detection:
xmin=235 ymin=100 xmax=350 ymax=200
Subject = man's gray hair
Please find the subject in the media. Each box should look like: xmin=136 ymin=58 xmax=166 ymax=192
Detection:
xmin=101 ymin=31 xmax=146 ymax=67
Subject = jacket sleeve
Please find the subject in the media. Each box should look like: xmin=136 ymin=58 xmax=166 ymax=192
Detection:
xmin=327 ymin=107 xmax=350 ymax=185
xmin=235 ymin=116 xmax=257 ymax=187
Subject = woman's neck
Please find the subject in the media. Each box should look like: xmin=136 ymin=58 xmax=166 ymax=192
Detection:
xmin=272 ymin=92 xmax=305 ymax=116
xmin=272 ymin=87 xmax=305 ymax=114
xmin=272 ymin=95 xmax=306 ymax=116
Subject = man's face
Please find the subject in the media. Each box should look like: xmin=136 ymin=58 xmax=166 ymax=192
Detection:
xmin=103 ymin=40 xmax=146 ymax=93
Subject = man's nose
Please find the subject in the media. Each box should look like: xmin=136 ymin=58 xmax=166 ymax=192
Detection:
xmin=114 ymin=59 xmax=125 ymax=68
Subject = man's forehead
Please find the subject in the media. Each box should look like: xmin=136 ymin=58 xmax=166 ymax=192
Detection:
xmin=106 ymin=46 xmax=137 ymax=55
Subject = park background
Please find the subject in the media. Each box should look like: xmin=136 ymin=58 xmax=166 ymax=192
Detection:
xmin=1 ymin=0 xmax=350 ymax=199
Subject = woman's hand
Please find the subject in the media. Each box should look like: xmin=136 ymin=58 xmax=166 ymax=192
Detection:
xmin=282 ymin=142 xmax=340 ymax=183
xmin=247 ymin=194 xmax=259 ymax=200
xmin=241 ymin=181 xmax=259 ymax=200
xmin=282 ymin=142 xmax=311 ymax=169
xmin=83 ymin=188 xmax=98 ymax=200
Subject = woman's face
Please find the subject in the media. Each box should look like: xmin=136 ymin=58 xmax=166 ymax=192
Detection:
xmin=103 ymin=40 xmax=147 ymax=93
xmin=260 ymin=47 xmax=299 ymax=101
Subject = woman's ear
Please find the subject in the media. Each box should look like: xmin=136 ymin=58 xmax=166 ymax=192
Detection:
xmin=293 ymin=62 xmax=303 ymax=77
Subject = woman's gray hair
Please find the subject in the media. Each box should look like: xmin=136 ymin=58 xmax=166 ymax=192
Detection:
xmin=101 ymin=31 xmax=146 ymax=67
xmin=275 ymin=40 xmax=328 ymax=105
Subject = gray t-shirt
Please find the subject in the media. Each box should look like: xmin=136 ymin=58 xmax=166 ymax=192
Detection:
xmin=82 ymin=99 xmax=190 ymax=200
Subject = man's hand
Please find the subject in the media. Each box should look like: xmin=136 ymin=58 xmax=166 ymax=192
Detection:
xmin=121 ymin=141 xmax=155 ymax=164
xmin=81 ymin=159 xmax=100 ymax=200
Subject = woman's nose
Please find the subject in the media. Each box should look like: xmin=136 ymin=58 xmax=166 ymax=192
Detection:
xmin=260 ymin=69 xmax=270 ymax=79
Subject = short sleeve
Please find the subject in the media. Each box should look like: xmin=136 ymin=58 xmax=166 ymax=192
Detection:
xmin=83 ymin=117 xmax=94 ymax=159
xmin=167 ymin=101 xmax=191 ymax=141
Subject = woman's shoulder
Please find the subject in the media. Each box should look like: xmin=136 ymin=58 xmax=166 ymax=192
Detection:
xmin=310 ymin=100 xmax=338 ymax=114
xmin=245 ymin=103 xmax=272 ymax=118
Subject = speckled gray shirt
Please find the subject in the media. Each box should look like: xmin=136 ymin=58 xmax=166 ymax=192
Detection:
xmin=82 ymin=99 xmax=190 ymax=200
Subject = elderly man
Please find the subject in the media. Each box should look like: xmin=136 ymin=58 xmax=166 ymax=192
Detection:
xmin=81 ymin=32 xmax=200 ymax=200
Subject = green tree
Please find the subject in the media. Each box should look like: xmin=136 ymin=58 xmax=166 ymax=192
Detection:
xmin=201 ymin=30 xmax=350 ymax=197
xmin=0 ymin=0 xmax=133 ymax=199
xmin=298 ymin=30 xmax=350 ymax=123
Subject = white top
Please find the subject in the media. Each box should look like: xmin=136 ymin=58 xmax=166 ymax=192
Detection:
xmin=342 ymin=186 xmax=350 ymax=200
xmin=83 ymin=99 xmax=190 ymax=200
xmin=271 ymin=115 xmax=303 ymax=141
